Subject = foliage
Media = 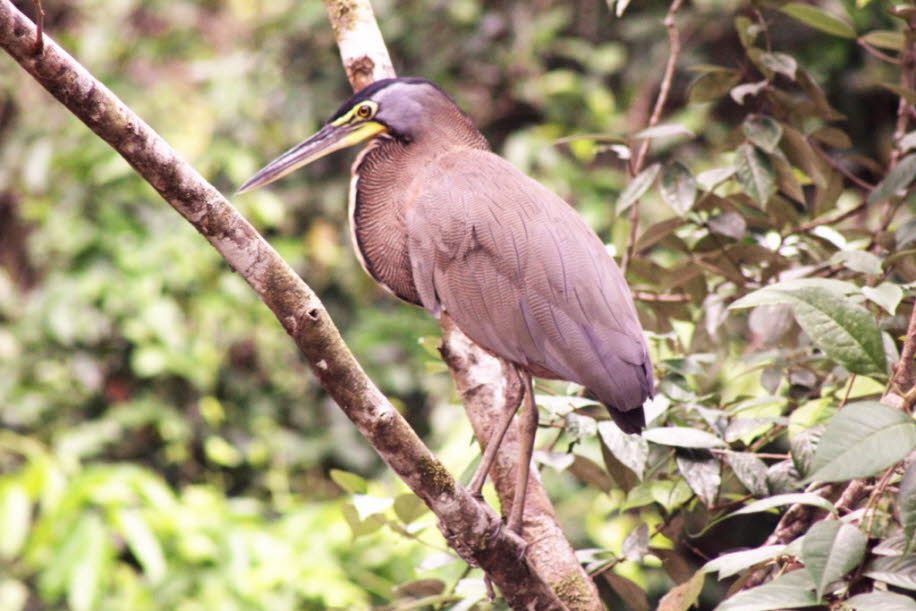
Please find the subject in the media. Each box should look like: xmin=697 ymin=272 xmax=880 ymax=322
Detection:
xmin=1 ymin=0 xmax=915 ymax=609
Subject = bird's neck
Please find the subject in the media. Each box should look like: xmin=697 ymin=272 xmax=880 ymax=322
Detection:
xmin=348 ymin=127 xmax=489 ymax=305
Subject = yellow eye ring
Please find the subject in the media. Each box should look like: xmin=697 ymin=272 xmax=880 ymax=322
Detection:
xmin=356 ymin=104 xmax=373 ymax=119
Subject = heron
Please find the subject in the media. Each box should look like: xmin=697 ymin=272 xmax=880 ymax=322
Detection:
xmin=239 ymin=77 xmax=654 ymax=534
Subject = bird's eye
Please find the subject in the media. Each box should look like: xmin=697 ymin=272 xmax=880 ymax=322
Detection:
xmin=356 ymin=104 xmax=373 ymax=119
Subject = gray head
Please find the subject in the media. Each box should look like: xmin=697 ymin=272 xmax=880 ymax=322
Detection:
xmin=238 ymin=78 xmax=477 ymax=193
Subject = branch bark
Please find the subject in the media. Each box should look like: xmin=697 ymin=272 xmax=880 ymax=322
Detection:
xmin=439 ymin=317 xmax=602 ymax=610
xmin=322 ymin=1 xmax=600 ymax=607
xmin=0 ymin=1 xmax=567 ymax=607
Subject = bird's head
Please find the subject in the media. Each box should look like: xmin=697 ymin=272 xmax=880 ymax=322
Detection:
xmin=237 ymin=77 xmax=464 ymax=193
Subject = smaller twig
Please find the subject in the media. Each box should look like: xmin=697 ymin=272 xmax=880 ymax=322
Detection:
xmin=862 ymin=466 xmax=898 ymax=535
xmin=835 ymin=479 xmax=870 ymax=514
xmin=877 ymin=197 xmax=906 ymax=235
xmin=810 ymin=140 xmax=875 ymax=191
xmin=893 ymin=304 xmax=916 ymax=392
xmin=622 ymin=0 xmax=685 ymax=273
xmin=752 ymin=9 xmax=772 ymax=52
xmin=709 ymin=449 xmax=787 ymax=460
xmin=633 ymin=291 xmax=691 ymax=302
xmin=839 ymin=374 xmax=856 ymax=409
xmin=792 ymin=198 xmax=869 ymax=234
xmin=889 ymin=16 xmax=916 ymax=168
xmin=31 ymin=0 xmax=43 ymax=54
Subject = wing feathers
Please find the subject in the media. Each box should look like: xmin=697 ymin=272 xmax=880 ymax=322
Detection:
xmin=407 ymin=149 xmax=653 ymax=419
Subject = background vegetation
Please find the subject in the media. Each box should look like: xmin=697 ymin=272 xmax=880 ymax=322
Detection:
xmin=1 ymin=0 xmax=915 ymax=608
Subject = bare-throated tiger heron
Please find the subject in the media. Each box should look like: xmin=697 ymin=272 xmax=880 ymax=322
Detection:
xmin=239 ymin=78 xmax=654 ymax=534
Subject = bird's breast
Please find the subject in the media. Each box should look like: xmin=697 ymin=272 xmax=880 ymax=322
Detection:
xmin=348 ymin=139 xmax=423 ymax=306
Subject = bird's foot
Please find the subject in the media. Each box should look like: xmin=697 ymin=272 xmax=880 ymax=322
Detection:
xmin=436 ymin=520 xmax=480 ymax=568
xmin=501 ymin=516 xmax=529 ymax=561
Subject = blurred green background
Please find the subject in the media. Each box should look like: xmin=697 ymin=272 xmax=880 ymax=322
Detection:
xmin=1 ymin=0 xmax=913 ymax=609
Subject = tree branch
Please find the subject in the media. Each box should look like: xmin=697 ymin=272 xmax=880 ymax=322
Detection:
xmin=0 ymin=1 xmax=567 ymax=607
xmin=622 ymin=0 xmax=685 ymax=273
xmin=439 ymin=317 xmax=602 ymax=610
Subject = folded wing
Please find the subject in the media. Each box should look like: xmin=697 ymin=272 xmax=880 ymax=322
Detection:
xmin=406 ymin=149 xmax=653 ymax=432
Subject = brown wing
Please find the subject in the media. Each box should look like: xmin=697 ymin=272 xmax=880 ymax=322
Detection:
xmin=406 ymin=149 xmax=653 ymax=431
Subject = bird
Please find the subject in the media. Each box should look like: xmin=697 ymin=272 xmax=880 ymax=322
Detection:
xmin=238 ymin=77 xmax=654 ymax=534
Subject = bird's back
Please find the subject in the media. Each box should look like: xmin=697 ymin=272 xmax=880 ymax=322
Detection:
xmin=406 ymin=149 xmax=653 ymax=432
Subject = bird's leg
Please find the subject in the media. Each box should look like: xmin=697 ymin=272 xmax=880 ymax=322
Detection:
xmin=506 ymin=371 xmax=537 ymax=536
xmin=466 ymin=365 xmax=525 ymax=499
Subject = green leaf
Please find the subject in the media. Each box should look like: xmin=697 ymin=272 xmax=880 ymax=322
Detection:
xmin=352 ymin=494 xmax=394 ymax=521
xmin=598 ymin=421 xmax=648 ymax=480
xmin=67 ymin=513 xmax=108 ymax=611
xmin=868 ymin=154 xmax=916 ymax=204
xmin=203 ymin=436 xmax=242 ymax=467
xmin=0 ymin=484 xmax=30 ymax=559
xmin=812 ymin=126 xmax=852 ymax=149
xmin=708 ymin=212 xmax=747 ymax=240
xmin=715 ymin=569 xmax=818 ymax=611
xmin=807 ymin=401 xmax=916 ymax=483
xmin=731 ymin=81 xmax=768 ymax=105
xmin=734 ymin=16 xmax=759 ymax=49
xmin=659 ymin=162 xmax=697 ymax=216
xmin=393 ymin=493 xmax=428 ymax=525
xmin=635 ymin=123 xmax=694 ymax=139
xmin=743 ymin=116 xmax=783 ymax=153
xmin=900 ymin=460 xmax=916 ymax=552
xmin=766 ymin=460 xmax=804 ymax=494
xmin=617 ymin=163 xmax=661 ymax=214
xmin=724 ymin=451 xmax=769 ymax=496
xmin=613 ymin=0 xmax=633 ymax=18
xmin=0 ymin=578 xmax=27 ymax=611
xmin=862 ymin=283 xmax=904 ymax=315
xmin=735 ymin=143 xmax=775 ymax=205
xmin=901 ymin=131 xmax=916 ymax=153
xmin=862 ymin=30 xmax=905 ymax=51
xmin=897 ymin=218 xmax=916 ymax=249
xmin=831 ymin=250 xmax=883 ymax=275
xmin=845 ymin=590 xmax=916 ymax=611
xmin=863 ymin=555 xmax=916 ymax=591
xmin=878 ymin=83 xmax=916 ymax=105
xmin=780 ymin=3 xmax=856 ymax=39
xmin=622 ymin=523 xmax=649 ymax=561
xmin=643 ymin=427 xmax=726 ymax=449
xmin=115 ymin=509 xmax=166 ymax=583
xmin=651 ymin=478 xmax=694 ymax=512
xmin=341 ymin=503 xmax=385 ymax=539
xmin=689 ymin=71 xmax=741 ymax=104
xmin=730 ymin=279 xmax=859 ymax=309
xmin=657 ymin=569 xmax=705 ymax=611
xmin=800 ymin=520 xmax=867 ymax=599
xmin=759 ymin=52 xmax=797 ymax=80
xmin=728 ymin=493 xmax=838 ymax=519
xmin=791 ymin=426 xmax=823 ymax=478
xmin=733 ymin=286 xmax=885 ymax=376
xmin=676 ymin=452 xmax=721 ymax=507
xmin=330 ymin=469 xmax=368 ymax=494
xmin=704 ymin=545 xmax=786 ymax=580
xmin=534 ymin=450 xmax=575 ymax=471
xmin=786 ymin=287 xmax=886 ymax=377
xmin=603 ymin=572 xmax=649 ymax=611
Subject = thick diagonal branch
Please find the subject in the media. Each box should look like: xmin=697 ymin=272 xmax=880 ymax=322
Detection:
xmin=0 ymin=2 xmax=565 ymax=607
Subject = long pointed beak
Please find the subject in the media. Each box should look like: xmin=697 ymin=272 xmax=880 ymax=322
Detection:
xmin=237 ymin=121 xmax=387 ymax=194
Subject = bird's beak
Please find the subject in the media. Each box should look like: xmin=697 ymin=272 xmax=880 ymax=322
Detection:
xmin=237 ymin=120 xmax=387 ymax=194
